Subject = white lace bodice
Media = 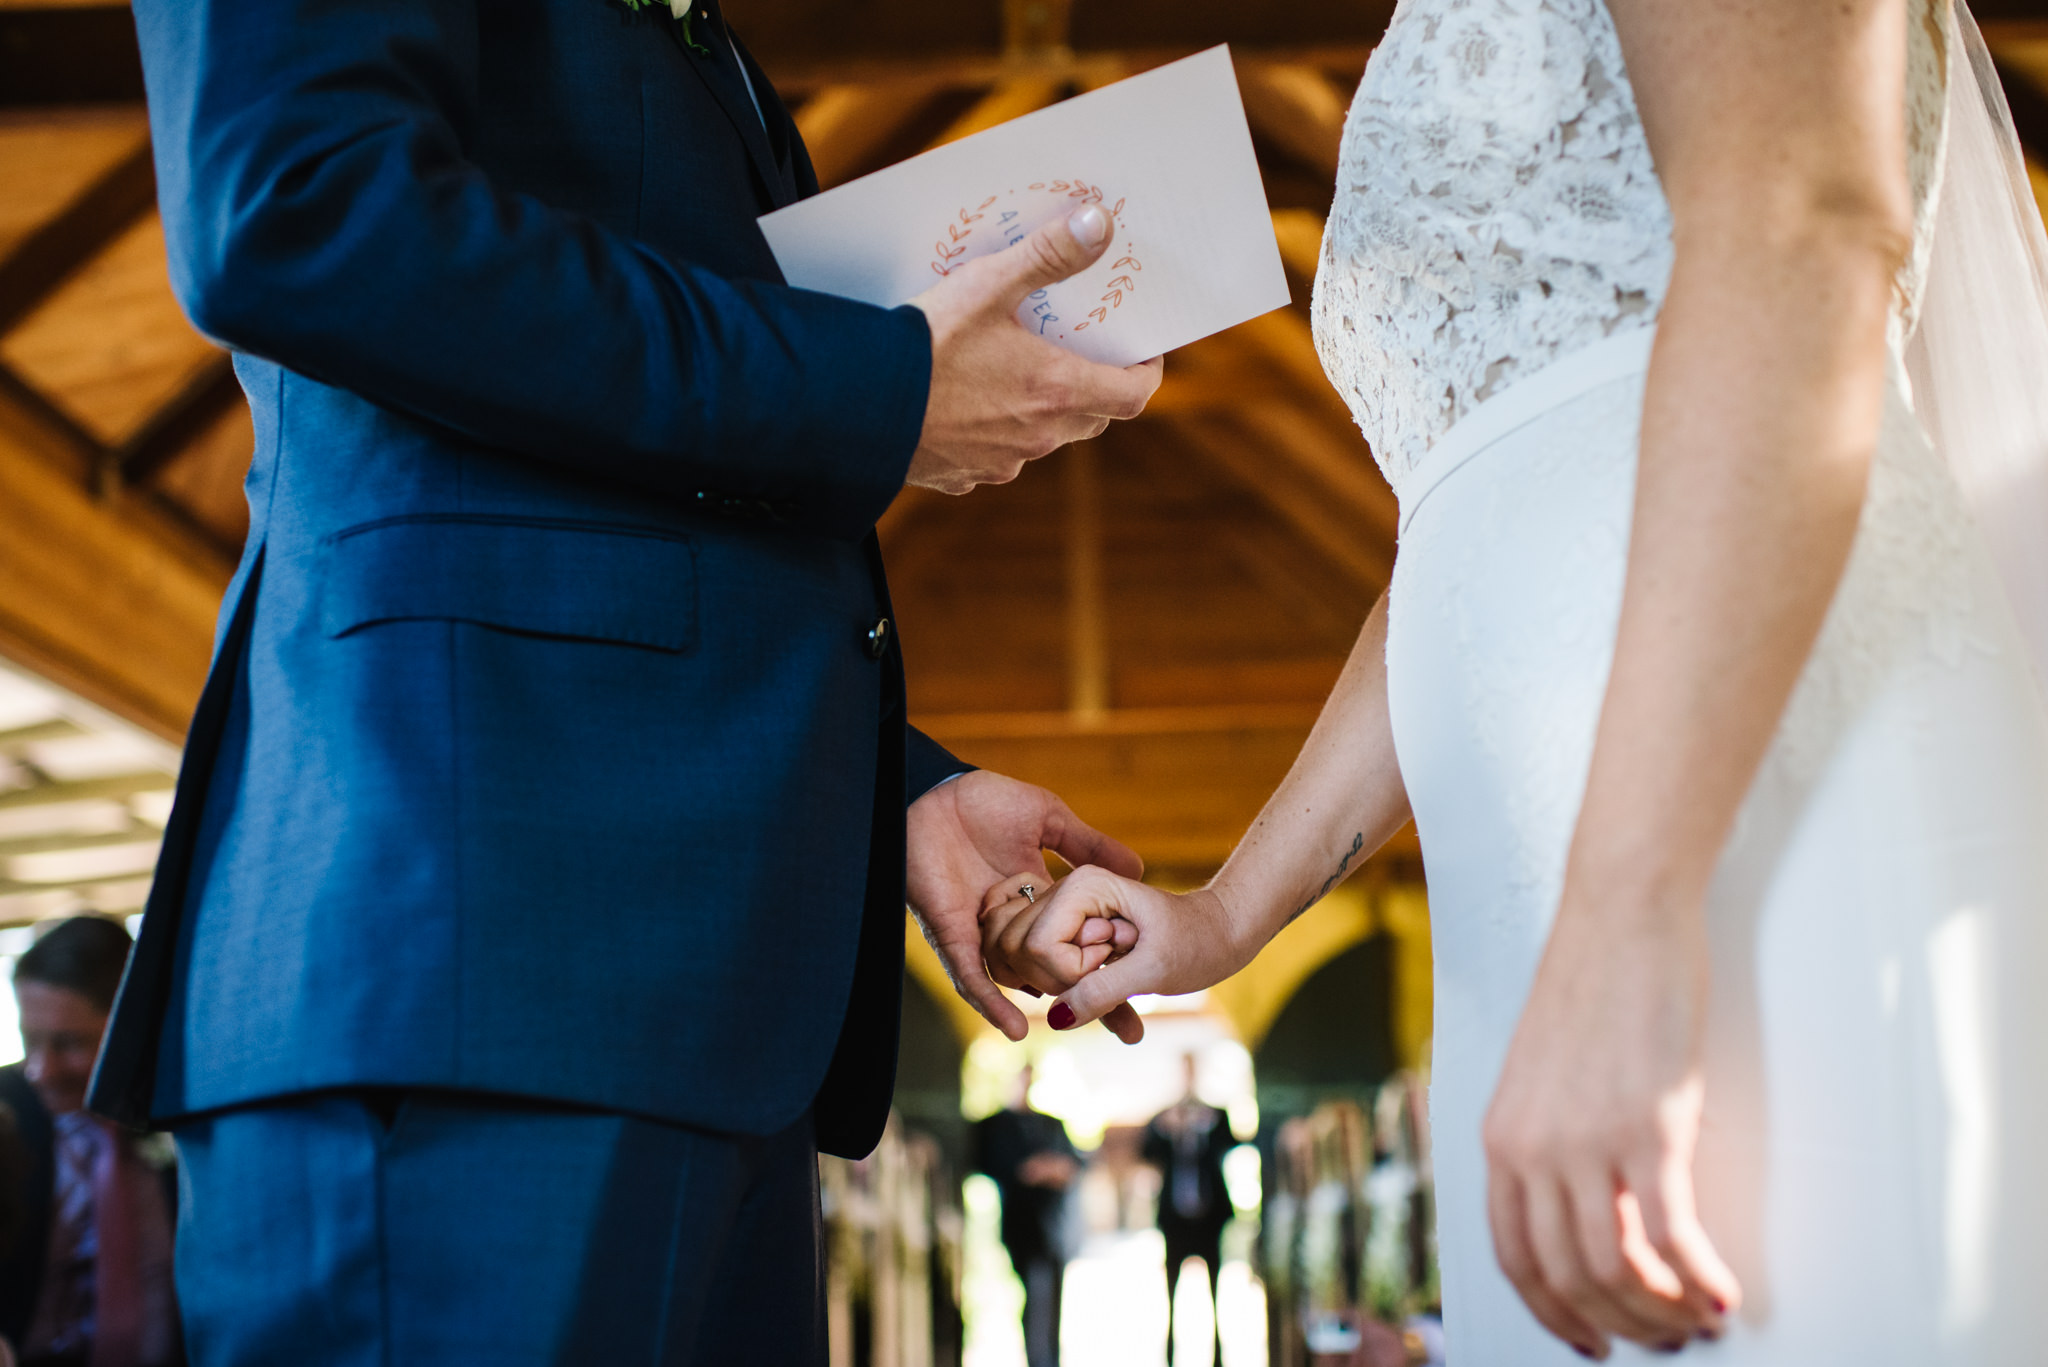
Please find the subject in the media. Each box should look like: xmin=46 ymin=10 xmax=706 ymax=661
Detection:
xmin=1313 ymin=0 xmax=1956 ymax=488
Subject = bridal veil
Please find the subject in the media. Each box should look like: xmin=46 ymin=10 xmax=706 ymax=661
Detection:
xmin=1904 ymin=0 xmax=2048 ymax=702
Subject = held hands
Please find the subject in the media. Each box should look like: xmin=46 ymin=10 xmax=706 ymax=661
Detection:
xmin=1482 ymin=902 xmax=1741 ymax=1359
xmin=906 ymin=205 xmax=1164 ymax=494
xmin=986 ymin=864 xmax=1743 ymax=1363
xmin=905 ymin=771 xmax=1144 ymax=1043
xmin=978 ymin=865 xmax=1252 ymax=1044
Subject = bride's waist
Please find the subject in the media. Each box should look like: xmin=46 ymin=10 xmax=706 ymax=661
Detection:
xmin=1393 ymin=328 xmax=1921 ymax=536
xmin=1393 ymin=329 xmax=1656 ymax=534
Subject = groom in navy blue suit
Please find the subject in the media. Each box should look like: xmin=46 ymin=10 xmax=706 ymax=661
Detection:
xmin=87 ymin=1 xmax=1160 ymax=1362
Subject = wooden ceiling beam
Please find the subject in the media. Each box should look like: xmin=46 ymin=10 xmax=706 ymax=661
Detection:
xmin=913 ymin=703 xmax=1325 ymax=869
xmin=0 ymin=772 xmax=172 ymax=811
xmin=1229 ymin=401 xmax=1397 ymax=548
xmin=113 ymin=350 xmax=239 ymax=486
xmin=0 ymin=5 xmax=145 ymax=108
xmin=1237 ymin=62 xmax=1348 ymax=181
xmin=1063 ymin=442 xmax=1108 ymax=720
xmin=0 ymin=357 xmax=99 ymax=483
xmin=1164 ymin=415 xmax=1391 ymax=594
xmin=927 ymin=75 xmax=1069 ymax=148
xmin=0 ymin=827 xmax=157 ymax=860
xmin=0 ymin=427 xmax=229 ymax=742
xmin=0 ymin=130 xmax=153 ymax=334
xmin=793 ymin=83 xmax=945 ymax=188
xmin=1993 ymin=55 xmax=2048 ymax=164
xmin=1270 ymin=207 xmax=1327 ymax=282
xmin=760 ymin=43 xmax=1376 ymax=98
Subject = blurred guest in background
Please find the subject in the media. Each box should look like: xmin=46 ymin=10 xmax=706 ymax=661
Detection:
xmin=1143 ymin=1054 xmax=1235 ymax=1367
xmin=1 ymin=1097 xmax=27 ymax=1367
xmin=973 ymin=1065 xmax=1078 ymax=1367
xmin=1 ymin=918 xmax=177 ymax=1367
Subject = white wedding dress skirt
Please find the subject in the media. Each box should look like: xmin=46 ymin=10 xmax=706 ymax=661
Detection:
xmin=1384 ymin=329 xmax=2048 ymax=1364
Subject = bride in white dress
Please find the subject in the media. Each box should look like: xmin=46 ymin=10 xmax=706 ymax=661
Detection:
xmin=978 ymin=0 xmax=2048 ymax=1360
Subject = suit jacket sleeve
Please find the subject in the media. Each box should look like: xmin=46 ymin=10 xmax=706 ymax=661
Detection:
xmin=906 ymin=727 xmax=974 ymax=805
xmin=132 ymin=0 xmax=931 ymax=531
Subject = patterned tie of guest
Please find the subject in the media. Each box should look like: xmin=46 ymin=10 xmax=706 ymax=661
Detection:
xmin=89 ymin=1118 xmax=144 ymax=1367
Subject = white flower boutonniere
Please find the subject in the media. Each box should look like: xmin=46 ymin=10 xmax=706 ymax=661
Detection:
xmin=620 ymin=0 xmax=711 ymax=56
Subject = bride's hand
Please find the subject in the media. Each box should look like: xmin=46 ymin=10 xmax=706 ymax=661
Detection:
xmin=980 ymin=865 xmax=1251 ymax=1043
xmin=1483 ymin=904 xmax=1740 ymax=1358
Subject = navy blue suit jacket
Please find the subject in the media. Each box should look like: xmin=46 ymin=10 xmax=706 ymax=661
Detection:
xmin=89 ymin=0 xmax=972 ymax=1159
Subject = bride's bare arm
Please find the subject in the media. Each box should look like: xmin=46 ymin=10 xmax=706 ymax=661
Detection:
xmin=1482 ymin=0 xmax=1912 ymax=1358
xmin=1214 ymin=591 xmax=1412 ymax=934
xmin=980 ymin=593 xmax=1411 ymax=1021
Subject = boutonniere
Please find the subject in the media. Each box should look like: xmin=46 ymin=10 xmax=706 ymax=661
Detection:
xmin=621 ymin=0 xmax=711 ymax=57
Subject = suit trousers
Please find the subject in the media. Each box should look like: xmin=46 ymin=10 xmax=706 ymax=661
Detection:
xmin=170 ymin=1091 xmax=823 ymax=1366
xmin=1160 ymin=1218 xmax=1224 ymax=1367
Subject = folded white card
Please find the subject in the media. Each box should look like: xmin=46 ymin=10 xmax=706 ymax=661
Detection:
xmin=759 ymin=46 xmax=1291 ymax=368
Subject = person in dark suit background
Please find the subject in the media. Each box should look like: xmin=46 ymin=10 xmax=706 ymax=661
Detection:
xmin=1143 ymin=1054 xmax=1238 ymax=1367
xmin=87 ymin=1 xmax=1158 ymax=1364
xmin=0 ymin=1094 xmax=27 ymax=1367
xmin=3 ymin=918 xmax=177 ymax=1367
xmin=973 ymin=1066 xmax=1080 ymax=1367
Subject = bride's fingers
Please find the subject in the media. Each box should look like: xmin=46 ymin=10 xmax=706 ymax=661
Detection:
xmin=1487 ymin=1171 xmax=1606 ymax=1359
xmin=1562 ymin=1169 xmax=1699 ymax=1349
xmin=1522 ymin=1176 xmax=1626 ymax=1346
xmin=1624 ymin=1151 xmax=1740 ymax=1330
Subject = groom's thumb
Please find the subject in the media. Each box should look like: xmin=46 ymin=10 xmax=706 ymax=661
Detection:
xmin=995 ymin=204 xmax=1113 ymax=304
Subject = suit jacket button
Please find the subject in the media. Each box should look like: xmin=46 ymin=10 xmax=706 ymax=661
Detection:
xmin=866 ymin=617 xmax=892 ymax=659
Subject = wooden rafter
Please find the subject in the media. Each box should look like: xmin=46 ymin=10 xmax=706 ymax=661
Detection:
xmin=0 ymin=5 xmax=145 ymax=108
xmin=927 ymin=76 xmax=1069 ymax=148
xmin=761 ymin=44 xmax=1376 ymax=99
xmin=1236 ymin=62 xmax=1348 ymax=181
xmin=1270 ymin=207 xmax=1327 ymax=282
xmin=793 ymin=83 xmax=942 ymax=189
xmin=0 ymin=129 xmax=153 ymax=335
xmin=0 ymin=357 xmax=98 ymax=483
xmin=1164 ymin=415 xmax=1391 ymax=594
xmin=0 ymin=424 xmax=228 ymax=740
xmin=0 ymin=771 xmax=173 ymax=811
xmin=1232 ymin=401 xmax=1396 ymax=548
xmin=1063 ymin=442 xmax=1108 ymax=719
xmin=113 ymin=351 xmax=240 ymax=486
xmin=1993 ymin=55 xmax=2048 ymax=163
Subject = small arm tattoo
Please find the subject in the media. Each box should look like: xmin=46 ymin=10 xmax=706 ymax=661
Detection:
xmin=1292 ymin=831 xmax=1366 ymax=921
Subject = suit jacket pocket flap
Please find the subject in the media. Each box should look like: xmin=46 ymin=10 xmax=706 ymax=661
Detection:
xmin=321 ymin=517 xmax=697 ymax=652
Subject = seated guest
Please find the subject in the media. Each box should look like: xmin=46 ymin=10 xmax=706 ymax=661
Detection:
xmin=0 ymin=918 xmax=178 ymax=1367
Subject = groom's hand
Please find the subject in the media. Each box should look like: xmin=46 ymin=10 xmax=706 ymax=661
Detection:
xmin=906 ymin=205 xmax=1164 ymax=495
xmin=906 ymin=769 xmax=1144 ymax=1041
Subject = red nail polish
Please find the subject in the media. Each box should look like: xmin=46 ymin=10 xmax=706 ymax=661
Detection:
xmin=1048 ymin=1002 xmax=1076 ymax=1030
xmin=1711 ymin=1299 xmax=1727 ymax=1315
xmin=1572 ymin=1347 xmax=1595 ymax=1361
xmin=1658 ymin=1342 xmax=1685 ymax=1355
xmin=1021 ymin=986 xmax=1043 ymax=998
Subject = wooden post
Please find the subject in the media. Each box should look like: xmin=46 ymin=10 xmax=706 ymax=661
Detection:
xmin=1064 ymin=442 xmax=1109 ymax=723
xmin=1002 ymin=0 xmax=1073 ymax=60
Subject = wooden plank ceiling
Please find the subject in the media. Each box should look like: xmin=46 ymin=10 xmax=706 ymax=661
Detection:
xmin=5 ymin=0 xmax=2048 ymax=921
